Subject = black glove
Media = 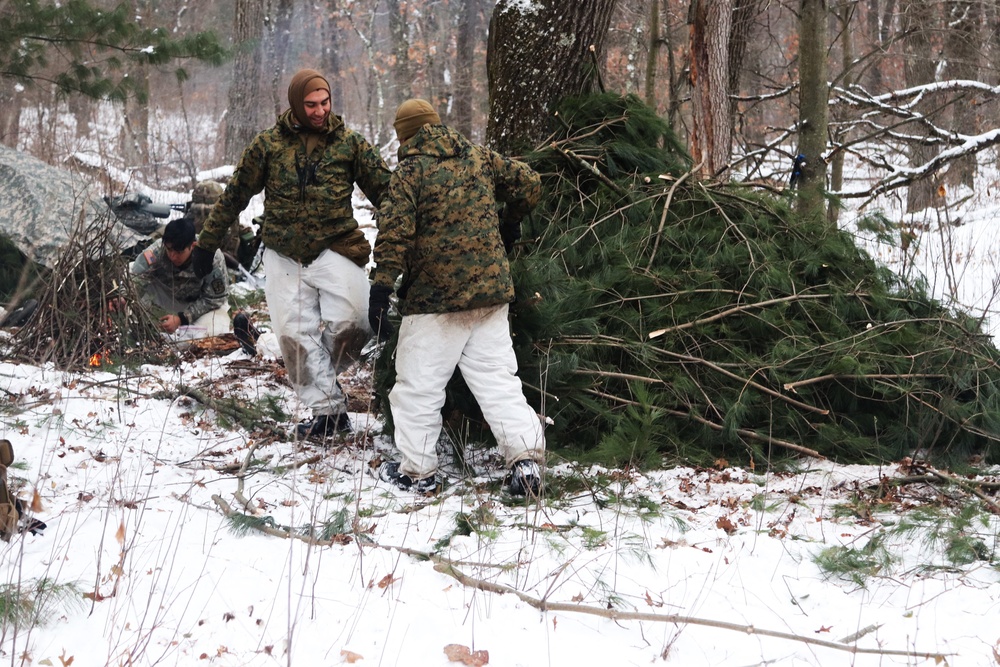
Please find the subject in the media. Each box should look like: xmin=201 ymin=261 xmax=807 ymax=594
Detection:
xmin=236 ymin=231 xmax=262 ymax=271
xmin=191 ymin=244 xmax=215 ymax=278
xmin=368 ymin=284 xmax=394 ymax=342
xmin=499 ymin=201 xmax=530 ymax=254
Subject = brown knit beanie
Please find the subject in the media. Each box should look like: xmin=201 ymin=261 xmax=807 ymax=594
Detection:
xmin=287 ymin=69 xmax=331 ymax=127
xmin=394 ymin=99 xmax=440 ymax=143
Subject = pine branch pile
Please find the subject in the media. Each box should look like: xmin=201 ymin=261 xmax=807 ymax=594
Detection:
xmin=501 ymin=93 xmax=1000 ymax=468
xmin=9 ymin=208 xmax=165 ymax=370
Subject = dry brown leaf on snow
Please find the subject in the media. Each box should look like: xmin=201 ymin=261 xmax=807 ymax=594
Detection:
xmin=715 ymin=516 xmax=736 ymax=535
xmin=377 ymin=573 xmax=397 ymax=589
xmin=340 ymin=649 xmax=364 ymax=663
xmin=115 ymin=520 xmax=126 ymax=544
xmin=443 ymin=644 xmax=489 ymax=666
xmin=30 ymin=488 xmax=43 ymax=512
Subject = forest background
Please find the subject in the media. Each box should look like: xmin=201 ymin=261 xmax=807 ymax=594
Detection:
xmin=6 ymin=0 xmax=1000 ymax=220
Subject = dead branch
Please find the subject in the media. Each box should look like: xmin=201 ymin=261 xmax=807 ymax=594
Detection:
xmin=783 ymin=373 xmax=948 ymax=392
xmin=659 ymin=349 xmax=829 ymax=416
xmin=646 ymin=160 xmax=703 ymax=269
xmin=549 ymin=142 xmax=627 ymax=197
xmin=648 ymin=293 xmax=833 ymax=339
xmin=431 ymin=561 xmax=948 ymax=661
xmin=889 ymin=466 xmax=1000 ymax=514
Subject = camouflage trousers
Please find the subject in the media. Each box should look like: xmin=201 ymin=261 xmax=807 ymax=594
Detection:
xmin=389 ymin=304 xmax=546 ymax=480
xmin=263 ymin=248 xmax=372 ymax=416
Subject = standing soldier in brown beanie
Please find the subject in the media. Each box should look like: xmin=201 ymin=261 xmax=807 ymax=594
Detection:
xmin=369 ymin=98 xmax=546 ymax=496
xmin=193 ymin=68 xmax=391 ymax=440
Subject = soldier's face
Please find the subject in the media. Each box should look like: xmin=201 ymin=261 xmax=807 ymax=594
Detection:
xmin=303 ymin=90 xmax=331 ymax=130
xmin=165 ymin=243 xmax=194 ymax=268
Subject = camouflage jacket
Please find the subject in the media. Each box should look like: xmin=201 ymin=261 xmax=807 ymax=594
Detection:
xmin=198 ymin=110 xmax=390 ymax=266
xmin=372 ymin=125 xmax=541 ymax=315
xmin=131 ymin=240 xmax=229 ymax=324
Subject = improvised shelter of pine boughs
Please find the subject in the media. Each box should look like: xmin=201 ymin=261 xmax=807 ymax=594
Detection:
xmin=378 ymin=92 xmax=1000 ymax=469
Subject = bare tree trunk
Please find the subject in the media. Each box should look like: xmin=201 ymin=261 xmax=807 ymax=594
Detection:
xmin=644 ymin=0 xmax=661 ymax=109
xmin=267 ymin=0 xmax=294 ymax=118
xmin=688 ymin=0 xmax=733 ymax=178
xmin=321 ymin=1 xmax=345 ymax=115
xmin=119 ymin=0 xmax=151 ymax=179
xmin=828 ymin=1 xmax=854 ymax=225
xmin=943 ymin=0 xmax=981 ymax=189
xmin=224 ymin=0 xmax=265 ymax=163
xmin=387 ymin=0 xmax=413 ymax=104
xmin=797 ymin=0 xmax=829 ymax=222
xmin=453 ymin=0 xmax=482 ymax=137
xmin=487 ymin=0 xmax=619 ymax=155
xmin=0 ymin=88 xmax=22 ymax=149
xmin=901 ymin=0 xmax=939 ymax=213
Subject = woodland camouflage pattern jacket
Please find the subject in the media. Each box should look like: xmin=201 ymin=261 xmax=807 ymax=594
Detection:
xmin=372 ymin=125 xmax=541 ymax=315
xmin=198 ymin=110 xmax=390 ymax=266
xmin=131 ymin=240 xmax=229 ymax=324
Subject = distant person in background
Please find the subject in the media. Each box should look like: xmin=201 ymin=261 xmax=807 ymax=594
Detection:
xmin=131 ymin=217 xmax=230 ymax=337
xmin=193 ymin=68 xmax=390 ymax=440
xmin=369 ymin=99 xmax=545 ymax=496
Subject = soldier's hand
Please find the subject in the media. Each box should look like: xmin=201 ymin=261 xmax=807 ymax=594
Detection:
xmin=368 ymin=285 xmax=394 ymax=342
xmin=159 ymin=314 xmax=181 ymax=334
xmin=191 ymin=244 xmax=215 ymax=278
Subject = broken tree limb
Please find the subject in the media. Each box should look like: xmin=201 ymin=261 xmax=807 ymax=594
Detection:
xmin=431 ymin=560 xmax=948 ymax=661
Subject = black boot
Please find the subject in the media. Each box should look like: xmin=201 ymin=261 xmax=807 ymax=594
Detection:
xmin=296 ymin=412 xmax=352 ymax=439
xmin=233 ymin=312 xmax=260 ymax=355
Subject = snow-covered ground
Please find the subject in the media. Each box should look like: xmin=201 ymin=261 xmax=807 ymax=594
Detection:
xmin=1 ymin=351 xmax=996 ymax=667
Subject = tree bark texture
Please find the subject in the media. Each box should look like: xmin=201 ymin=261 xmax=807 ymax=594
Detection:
xmin=644 ymin=0 xmax=661 ymax=109
xmin=387 ymin=0 xmax=413 ymax=103
xmin=486 ymin=0 xmax=619 ymax=155
xmin=453 ymin=0 xmax=482 ymax=138
xmin=266 ymin=0 xmax=294 ymax=118
xmin=943 ymin=0 xmax=981 ymax=189
xmin=902 ymin=0 xmax=939 ymax=213
xmin=224 ymin=0 xmax=265 ymax=164
xmin=796 ymin=0 xmax=829 ymax=222
xmin=320 ymin=0 xmax=344 ymax=115
xmin=689 ymin=0 xmax=733 ymax=179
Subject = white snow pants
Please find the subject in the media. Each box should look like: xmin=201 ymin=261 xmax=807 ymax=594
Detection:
xmin=263 ymin=248 xmax=372 ymax=415
xmin=390 ymin=303 xmax=545 ymax=480
xmin=191 ymin=305 xmax=231 ymax=336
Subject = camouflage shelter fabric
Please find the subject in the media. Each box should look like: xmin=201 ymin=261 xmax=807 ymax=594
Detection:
xmin=371 ymin=124 xmax=541 ymax=315
xmin=0 ymin=145 xmax=141 ymax=269
xmin=198 ymin=110 xmax=390 ymax=266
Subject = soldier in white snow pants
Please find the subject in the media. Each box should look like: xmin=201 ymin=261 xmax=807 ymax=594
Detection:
xmin=263 ymin=247 xmax=371 ymax=420
xmin=389 ymin=304 xmax=546 ymax=481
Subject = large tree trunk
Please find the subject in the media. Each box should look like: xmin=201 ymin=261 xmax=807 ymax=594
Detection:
xmin=943 ymin=0 xmax=981 ymax=190
xmin=453 ymin=0 xmax=482 ymax=138
xmin=796 ymin=0 xmax=829 ymax=222
xmin=644 ymin=0 xmax=661 ymax=109
xmin=119 ymin=0 xmax=151 ymax=179
xmin=688 ymin=0 xmax=733 ymax=179
xmin=486 ymin=0 xmax=619 ymax=155
xmin=828 ymin=1 xmax=853 ymax=225
xmin=902 ymin=0 xmax=939 ymax=213
xmin=321 ymin=1 xmax=345 ymax=115
xmin=266 ymin=0 xmax=294 ymax=118
xmin=0 ymin=88 xmax=23 ymax=149
xmin=224 ymin=0 xmax=265 ymax=164
xmin=387 ymin=0 xmax=413 ymax=104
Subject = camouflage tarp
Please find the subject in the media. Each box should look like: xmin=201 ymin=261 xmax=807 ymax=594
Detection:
xmin=0 ymin=145 xmax=142 ymax=269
